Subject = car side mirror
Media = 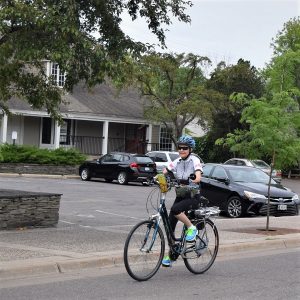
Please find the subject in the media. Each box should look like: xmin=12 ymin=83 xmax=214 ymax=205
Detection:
xmin=218 ymin=177 xmax=230 ymax=185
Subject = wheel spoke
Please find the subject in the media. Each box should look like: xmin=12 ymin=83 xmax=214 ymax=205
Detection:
xmin=183 ymin=219 xmax=219 ymax=274
xmin=228 ymin=198 xmax=242 ymax=217
xmin=124 ymin=220 xmax=164 ymax=281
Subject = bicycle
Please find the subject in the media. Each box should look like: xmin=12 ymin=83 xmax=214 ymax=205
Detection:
xmin=123 ymin=174 xmax=220 ymax=281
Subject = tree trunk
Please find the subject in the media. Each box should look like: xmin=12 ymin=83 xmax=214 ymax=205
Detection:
xmin=266 ymin=151 xmax=276 ymax=231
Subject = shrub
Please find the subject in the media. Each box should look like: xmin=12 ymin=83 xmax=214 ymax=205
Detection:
xmin=0 ymin=144 xmax=87 ymax=165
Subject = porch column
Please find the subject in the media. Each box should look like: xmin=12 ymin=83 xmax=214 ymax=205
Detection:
xmin=102 ymin=120 xmax=109 ymax=155
xmin=146 ymin=124 xmax=153 ymax=152
xmin=1 ymin=114 xmax=8 ymax=144
xmin=54 ymin=120 xmax=61 ymax=149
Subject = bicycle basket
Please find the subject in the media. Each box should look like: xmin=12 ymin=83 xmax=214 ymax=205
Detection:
xmin=155 ymin=174 xmax=168 ymax=193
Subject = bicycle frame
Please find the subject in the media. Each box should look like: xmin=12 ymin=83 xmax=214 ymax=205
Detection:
xmin=146 ymin=192 xmax=186 ymax=255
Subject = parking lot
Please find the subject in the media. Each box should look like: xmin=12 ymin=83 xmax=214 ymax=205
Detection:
xmin=1 ymin=176 xmax=174 ymax=229
xmin=1 ymin=175 xmax=299 ymax=229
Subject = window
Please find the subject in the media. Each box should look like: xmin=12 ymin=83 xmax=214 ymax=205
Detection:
xmin=102 ymin=154 xmax=114 ymax=162
xmin=51 ymin=63 xmax=65 ymax=87
xmin=123 ymin=155 xmax=130 ymax=161
xmin=211 ymin=166 xmax=227 ymax=179
xmin=160 ymin=127 xmax=173 ymax=151
xmin=202 ymin=164 xmax=214 ymax=178
xmin=169 ymin=153 xmax=179 ymax=161
xmin=135 ymin=156 xmax=154 ymax=163
xmin=41 ymin=118 xmax=52 ymax=144
xmin=155 ymin=153 xmax=168 ymax=162
xmin=236 ymin=160 xmax=246 ymax=166
xmin=224 ymin=159 xmax=236 ymax=165
xmin=112 ymin=154 xmax=123 ymax=162
xmin=60 ymin=119 xmax=73 ymax=145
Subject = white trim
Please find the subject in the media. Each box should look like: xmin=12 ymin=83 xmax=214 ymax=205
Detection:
xmin=46 ymin=61 xmax=51 ymax=77
xmin=102 ymin=121 xmax=109 ymax=155
xmin=146 ymin=124 xmax=152 ymax=152
xmin=54 ymin=121 xmax=61 ymax=149
xmin=19 ymin=115 xmax=24 ymax=145
xmin=1 ymin=114 xmax=8 ymax=143
xmin=9 ymin=109 xmax=149 ymax=125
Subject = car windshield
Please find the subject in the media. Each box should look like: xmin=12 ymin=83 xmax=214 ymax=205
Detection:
xmin=169 ymin=153 xmax=179 ymax=161
xmin=251 ymin=160 xmax=270 ymax=168
xmin=135 ymin=156 xmax=154 ymax=163
xmin=227 ymin=167 xmax=276 ymax=184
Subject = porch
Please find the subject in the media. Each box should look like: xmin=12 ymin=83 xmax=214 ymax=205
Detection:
xmin=0 ymin=114 xmax=171 ymax=155
xmin=60 ymin=135 xmax=161 ymax=155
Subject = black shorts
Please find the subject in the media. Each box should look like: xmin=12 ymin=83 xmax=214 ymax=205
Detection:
xmin=170 ymin=194 xmax=201 ymax=215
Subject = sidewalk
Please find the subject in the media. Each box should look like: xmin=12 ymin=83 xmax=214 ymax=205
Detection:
xmin=1 ymin=215 xmax=299 ymax=279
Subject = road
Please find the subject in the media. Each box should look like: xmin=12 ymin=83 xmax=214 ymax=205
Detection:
xmin=0 ymin=248 xmax=299 ymax=299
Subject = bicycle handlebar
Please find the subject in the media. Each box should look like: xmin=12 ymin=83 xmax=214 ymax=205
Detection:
xmin=153 ymin=174 xmax=199 ymax=192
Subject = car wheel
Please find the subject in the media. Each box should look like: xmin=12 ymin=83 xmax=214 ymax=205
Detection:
xmin=80 ymin=168 xmax=91 ymax=181
xmin=226 ymin=196 xmax=244 ymax=218
xmin=104 ymin=178 xmax=113 ymax=183
xmin=117 ymin=171 xmax=128 ymax=185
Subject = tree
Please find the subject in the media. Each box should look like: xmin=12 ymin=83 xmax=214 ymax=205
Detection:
xmin=217 ymin=92 xmax=300 ymax=229
xmin=202 ymin=59 xmax=265 ymax=162
xmin=265 ymin=17 xmax=300 ymax=96
xmin=217 ymin=18 xmax=300 ymax=229
xmin=0 ymin=0 xmax=192 ymax=118
xmin=125 ymin=52 xmax=213 ymax=144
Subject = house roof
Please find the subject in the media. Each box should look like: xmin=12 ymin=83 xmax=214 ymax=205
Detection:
xmin=7 ymin=83 xmax=147 ymax=122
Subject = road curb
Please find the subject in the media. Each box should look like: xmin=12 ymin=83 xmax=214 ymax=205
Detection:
xmin=218 ymin=236 xmax=300 ymax=255
xmin=1 ymin=237 xmax=299 ymax=280
xmin=0 ymin=173 xmax=80 ymax=179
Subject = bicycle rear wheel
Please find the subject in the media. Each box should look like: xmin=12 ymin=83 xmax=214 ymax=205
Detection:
xmin=183 ymin=218 xmax=219 ymax=274
xmin=124 ymin=220 xmax=165 ymax=281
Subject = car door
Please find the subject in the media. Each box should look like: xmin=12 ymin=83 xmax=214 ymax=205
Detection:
xmin=204 ymin=166 xmax=231 ymax=208
xmin=105 ymin=153 xmax=124 ymax=178
xmin=200 ymin=164 xmax=214 ymax=200
xmin=96 ymin=154 xmax=116 ymax=178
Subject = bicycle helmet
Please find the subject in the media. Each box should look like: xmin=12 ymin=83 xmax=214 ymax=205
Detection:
xmin=177 ymin=135 xmax=196 ymax=149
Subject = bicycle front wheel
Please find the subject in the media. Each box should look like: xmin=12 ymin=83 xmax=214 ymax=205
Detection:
xmin=183 ymin=218 xmax=219 ymax=274
xmin=124 ymin=220 xmax=165 ymax=281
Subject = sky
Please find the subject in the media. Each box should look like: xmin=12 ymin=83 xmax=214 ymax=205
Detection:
xmin=121 ymin=0 xmax=299 ymax=70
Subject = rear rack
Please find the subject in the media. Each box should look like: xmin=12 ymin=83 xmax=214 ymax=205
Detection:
xmin=194 ymin=206 xmax=220 ymax=217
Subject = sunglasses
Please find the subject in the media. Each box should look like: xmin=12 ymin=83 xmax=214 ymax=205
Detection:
xmin=177 ymin=146 xmax=189 ymax=150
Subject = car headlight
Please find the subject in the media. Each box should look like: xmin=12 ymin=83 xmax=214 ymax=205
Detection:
xmin=244 ymin=191 xmax=267 ymax=200
xmin=292 ymin=194 xmax=299 ymax=201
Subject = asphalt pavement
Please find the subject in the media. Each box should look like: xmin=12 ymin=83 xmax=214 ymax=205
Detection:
xmin=0 ymin=175 xmax=299 ymax=280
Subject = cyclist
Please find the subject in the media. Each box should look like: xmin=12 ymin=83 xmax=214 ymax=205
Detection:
xmin=161 ymin=135 xmax=203 ymax=267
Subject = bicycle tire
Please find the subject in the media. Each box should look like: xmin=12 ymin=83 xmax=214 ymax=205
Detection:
xmin=124 ymin=220 xmax=165 ymax=281
xmin=183 ymin=218 xmax=219 ymax=274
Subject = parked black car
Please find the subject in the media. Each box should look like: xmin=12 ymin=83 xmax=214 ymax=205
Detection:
xmin=200 ymin=164 xmax=299 ymax=218
xmin=79 ymin=152 xmax=157 ymax=185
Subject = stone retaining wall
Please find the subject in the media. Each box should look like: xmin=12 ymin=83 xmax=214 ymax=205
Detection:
xmin=0 ymin=163 xmax=78 ymax=175
xmin=0 ymin=189 xmax=62 ymax=229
